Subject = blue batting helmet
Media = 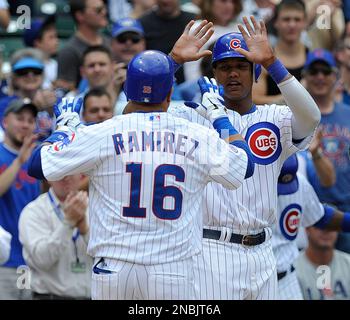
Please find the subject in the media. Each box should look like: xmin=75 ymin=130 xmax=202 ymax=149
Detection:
xmin=124 ymin=50 xmax=174 ymax=103
xmin=212 ymin=32 xmax=261 ymax=82
xmin=278 ymin=154 xmax=299 ymax=195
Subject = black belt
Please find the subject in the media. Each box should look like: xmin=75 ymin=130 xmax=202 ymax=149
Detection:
xmin=277 ymin=265 xmax=295 ymax=281
xmin=32 ymin=292 xmax=90 ymax=300
xmin=203 ymin=229 xmax=266 ymax=246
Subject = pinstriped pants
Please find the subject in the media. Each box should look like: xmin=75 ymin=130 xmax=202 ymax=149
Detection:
xmin=277 ymin=270 xmax=303 ymax=300
xmin=91 ymin=257 xmax=195 ymax=300
xmin=193 ymin=237 xmax=278 ymax=300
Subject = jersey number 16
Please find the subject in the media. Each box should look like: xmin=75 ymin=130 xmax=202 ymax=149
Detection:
xmin=123 ymin=163 xmax=185 ymax=220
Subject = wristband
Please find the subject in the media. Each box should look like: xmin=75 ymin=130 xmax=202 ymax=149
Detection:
xmin=315 ymin=205 xmax=335 ymax=229
xmin=169 ymin=54 xmax=182 ymax=72
xmin=212 ymin=117 xmax=238 ymax=139
xmin=231 ymin=140 xmax=255 ymax=178
xmin=267 ymin=59 xmax=289 ymax=84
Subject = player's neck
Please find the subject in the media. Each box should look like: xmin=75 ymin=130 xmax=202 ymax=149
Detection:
xmin=305 ymin=246 xmax=334 ymax=266
xmin=123 ymin=102 xmax=167 ymax=114
xmin=224 ymin=95 xmax=254 ymax=115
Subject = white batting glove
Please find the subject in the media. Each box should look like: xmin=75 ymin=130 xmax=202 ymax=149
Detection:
xmin=185 ymin=77 xmax=228 ymax=123
xmin=54 ymin=97 xmax=84 ymax=131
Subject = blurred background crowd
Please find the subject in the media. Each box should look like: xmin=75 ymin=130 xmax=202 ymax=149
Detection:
xmin=0 ymin=0 xmax=350 ymax=300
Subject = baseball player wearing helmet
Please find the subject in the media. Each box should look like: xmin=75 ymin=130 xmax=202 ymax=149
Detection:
xmin=169 ymin=16 xmax=321 ymax=299
xmin=275 ymin=154 xmax=350 ymax=300
xmin=27 ymin=21 xmax=256 ymax=300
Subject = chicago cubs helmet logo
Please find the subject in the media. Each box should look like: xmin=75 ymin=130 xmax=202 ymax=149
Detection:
xmin=229 ymin=39 xmax=241 ymax=49
xmin=143 ymin=86 xmax=152 ymax=94
xmin=279 ymin=204 xmax=302 ymax=241
xmin=245 ymin=122 xmax=282 ymax=165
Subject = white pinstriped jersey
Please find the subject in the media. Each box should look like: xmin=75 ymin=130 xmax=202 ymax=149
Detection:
xmin=39 ymin=112 xmax=248 ymax=265
xmin=169 ymin=103 xmax=313 ymax=234
xmin=273 ymin=173 xmax=324 ymax=272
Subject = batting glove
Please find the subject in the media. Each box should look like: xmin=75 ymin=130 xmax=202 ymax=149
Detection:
xmin=54 ymin=97 xmax=84 ymax=131
xmin=184 ymin=77 xmax=227 ymax=123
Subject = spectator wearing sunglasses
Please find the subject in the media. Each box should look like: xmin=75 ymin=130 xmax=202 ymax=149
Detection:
xmin=56 ymin=0 xmax=109 ymax=92
xmin=110 ymin=18 xmax=146 ymax=115
xmin=0 ymin=49 xmax=56 ymax=142
xmin=111 ymin=18 xmax=146 ymax=65
xmin=300 ymin=49 xmax=350 ymax=254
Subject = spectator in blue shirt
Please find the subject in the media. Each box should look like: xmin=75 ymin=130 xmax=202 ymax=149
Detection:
xmin=0 ymin=98 xmax=40 ymax=300
xmin=302 ymin=48 xmax=350 ymax=253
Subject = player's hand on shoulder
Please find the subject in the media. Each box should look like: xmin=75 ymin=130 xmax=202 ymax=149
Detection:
xmin=54 ymin=97 xmax=83 ymax=130
xmin=184 ymin=77 xmax=228 ymax=123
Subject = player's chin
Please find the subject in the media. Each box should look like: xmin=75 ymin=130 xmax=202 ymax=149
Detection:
xmin=225 ymin=89 xmax=245 ymax=100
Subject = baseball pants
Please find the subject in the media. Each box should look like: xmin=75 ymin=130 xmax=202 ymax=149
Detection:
xmin=91 ymin=257 xmax=195 ymax=300
xmin=277 ymin=268 xmax=303 ymax=300
xmin=193 ymin=231 xmax=278 ymax=300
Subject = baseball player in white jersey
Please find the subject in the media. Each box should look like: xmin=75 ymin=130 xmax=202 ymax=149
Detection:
xmin=27 ymin=21 xmax=256 ymax=300
xmin=169 ymin=16 xmax=321 ymax=299
xmin=275 ymin=154 xmax=350 ymax=300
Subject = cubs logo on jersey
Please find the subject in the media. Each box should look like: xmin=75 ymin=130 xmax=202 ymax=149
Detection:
xmin=279 ymin=204 xmax=302 ymax=241
xmin=245 ymin=122 xmax=282 ymax=165
xmin=49 ymin=133 xmax=76 ymax=152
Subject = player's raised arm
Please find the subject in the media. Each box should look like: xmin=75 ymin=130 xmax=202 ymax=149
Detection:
xmin=185 ymin=77 xmax=255 ymax=181
xmin=236 ymin=16 xmax=321 ymax=142
xmin=169 ymin=20 xmax=214 ymax=66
